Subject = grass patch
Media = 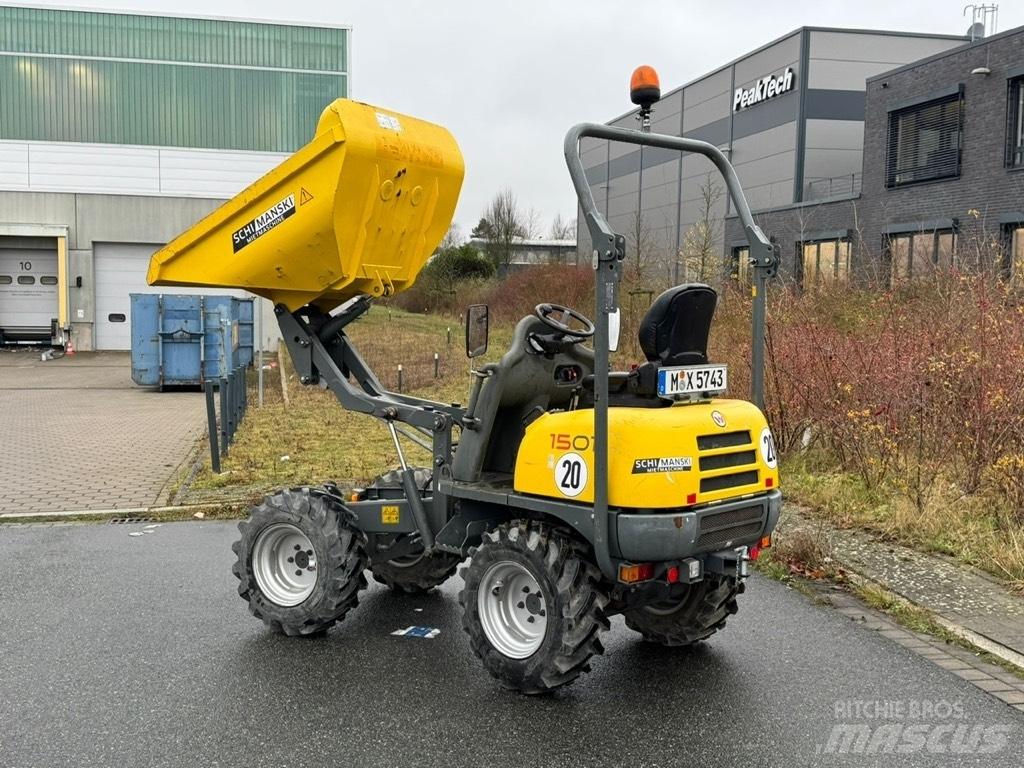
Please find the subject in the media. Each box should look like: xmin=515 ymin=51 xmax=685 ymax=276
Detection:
xmin=181 ymin=306 xmax=514 ymax=500
xmin=782 ymin=452 xmax=1024 ymax=590
xmin=852 ymin=581 xmax=948 ymax=637
xmin=753 ymin=555 xmax=793 ymax=584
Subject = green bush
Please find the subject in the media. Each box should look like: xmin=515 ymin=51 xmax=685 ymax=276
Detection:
xmin=423 ymin=245 xmax=495 ymax=282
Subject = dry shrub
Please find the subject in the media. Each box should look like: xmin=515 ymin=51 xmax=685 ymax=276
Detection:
xmin=773 ymin=526 xmax=832 ymax=572
xmin=482 ymin=265 xmax=594 ymax=327
xmin=713 ymin=271 xmax=1024 ymax=517
xmin=392 ymin=264 xmax=593 ymax=325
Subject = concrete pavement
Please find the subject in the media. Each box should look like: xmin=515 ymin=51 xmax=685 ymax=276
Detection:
xmin=0 ymin=521 xmax=1020 ymax=768
xmin=0 ymin=351 xmax=207 ymax=514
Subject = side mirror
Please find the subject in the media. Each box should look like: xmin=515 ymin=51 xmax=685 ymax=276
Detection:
xmin=608 ymin=309 xmax=621 ymax=352
xmin=465 ymin=304 xmax=489 ymax=358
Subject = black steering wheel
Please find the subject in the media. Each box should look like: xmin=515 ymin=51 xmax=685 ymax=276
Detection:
xmin=535 ymin=303 xmax=596 ymax=339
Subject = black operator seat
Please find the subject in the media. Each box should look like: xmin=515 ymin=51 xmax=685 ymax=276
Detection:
xmin=639 ymin=283 xmax=717 ymax=367
xmin=579 ymin=283 xmax=718 ymax=408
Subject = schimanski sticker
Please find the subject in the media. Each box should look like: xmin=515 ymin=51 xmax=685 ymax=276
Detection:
xmin=555 ymin=452 xmax=588 ymax=498
xmin=232 ymin=194 xmax=296 ymax=253
xmin=632 ymin=457 xmax=693 ymax=474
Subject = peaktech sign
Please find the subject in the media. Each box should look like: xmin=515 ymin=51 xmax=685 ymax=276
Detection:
xmin=733 ymin=67 xmax=795 ymax=112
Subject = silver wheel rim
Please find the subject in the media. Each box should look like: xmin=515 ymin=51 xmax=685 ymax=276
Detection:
xmin=252 ymin=523 xmax=318 ymax=607
xmin=477 ymin=560 xmax=548 ymax=659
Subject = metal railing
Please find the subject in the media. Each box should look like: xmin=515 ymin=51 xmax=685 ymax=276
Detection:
xmin=804 ymin=173 xmax=861 ymax=201
xmin=204 ymin=366 xmax=248 ymax=474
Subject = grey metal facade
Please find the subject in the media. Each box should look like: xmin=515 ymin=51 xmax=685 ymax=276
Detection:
xmin=0 ymin=6 xmax=349 ymax=152
xmin=0 ymin=190 xmax=222 ymax=349
xmin=578 ymin=27 xmax=968 ymax=282
xmin=724 ymin=24 xmax=1024 ymax=284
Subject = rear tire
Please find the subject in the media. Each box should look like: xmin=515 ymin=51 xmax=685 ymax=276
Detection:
xmin=231 ymin=488 xmax=368 ymax=636
xmin=370 ymin=548 xmax=462 ymax=594
xmin=459 ymin=521 xmax=610 ymax=694
xmin=623 ymin=576 xmax=743 ymax=646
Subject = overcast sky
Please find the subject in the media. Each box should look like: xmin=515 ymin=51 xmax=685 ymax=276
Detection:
xmin=13 ymin=1 xmax=1024 ymax=237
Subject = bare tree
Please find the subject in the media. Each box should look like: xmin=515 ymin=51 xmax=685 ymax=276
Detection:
xmin=439 ymin=222 xmax=463 ymax=251
xmin=523 ymin=207 xmax=542 ymax=239
xmin=679 ymin=173 xmax=723 ymax=284
xmin=549 ymin=214 xmax=575 ymax=240
xmin=479 ymin=187 xmax=530 ymax=270
xmin=626 ymin=208 xmax=655 ymax=284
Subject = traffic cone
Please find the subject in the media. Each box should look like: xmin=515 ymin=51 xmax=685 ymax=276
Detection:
xmin=65 ymin=336 xmax=76 ymax=356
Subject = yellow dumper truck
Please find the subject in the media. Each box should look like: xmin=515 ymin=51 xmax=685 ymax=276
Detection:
xmin=150 ymin=72 xmax=782 ymax=694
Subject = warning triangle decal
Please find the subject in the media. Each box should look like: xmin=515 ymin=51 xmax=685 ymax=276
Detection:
xmin=299 ymin=188 xmax=314 ymax=205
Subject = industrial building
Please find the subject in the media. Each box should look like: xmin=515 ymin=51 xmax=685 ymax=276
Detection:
xmin=722 ymin=22 xmax=1024 ymax=287
xmin=468 ymin=237 xmax=579 ymax=272
xmin=0 ymin=6 xmax=349 ymax=349
xmin=576 ymin=26 xmax=973 ymax=284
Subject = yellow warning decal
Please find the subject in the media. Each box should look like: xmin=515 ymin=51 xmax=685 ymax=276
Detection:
xmin=381 ymin=505 xmax=400 ymax=524
xmin=300 ymin=187 xmax=314 ymax=205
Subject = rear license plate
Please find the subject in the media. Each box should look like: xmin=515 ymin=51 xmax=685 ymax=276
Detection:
xmin=657 ymin=364 xmax=728 ymax=397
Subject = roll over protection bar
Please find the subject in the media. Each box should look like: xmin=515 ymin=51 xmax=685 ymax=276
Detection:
xmin=563 ymin=122 xmax=779 ymax=582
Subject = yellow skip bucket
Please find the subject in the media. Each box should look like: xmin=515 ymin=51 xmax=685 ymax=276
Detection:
xmin=147 ymin=99 xmax=465 ymax=312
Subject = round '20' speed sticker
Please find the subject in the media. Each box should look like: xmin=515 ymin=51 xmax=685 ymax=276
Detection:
xmin=554 ymin=452 xmax=588 ymax=498
xmin=759 ymin=427 xmax=778 ymax=469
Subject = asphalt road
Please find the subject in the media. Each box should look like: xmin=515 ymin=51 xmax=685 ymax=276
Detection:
xmin=0 ymin=522 xmax=1020 ymax=768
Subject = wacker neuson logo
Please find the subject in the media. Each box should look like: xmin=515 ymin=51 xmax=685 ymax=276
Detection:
xmin=733 ymin=67 xmax=795 ymax=111
xmin=232 ymin=194 xmax=296 ymax=253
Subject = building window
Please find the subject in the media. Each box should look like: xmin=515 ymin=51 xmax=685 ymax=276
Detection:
xmin=887 ymin=230 xmax=956 ymax=282
xmin=1006 ymin=225 xmax=1024 ymax=288
xmin=1007 ymin=78 xmax=1024 ymax=167
xmin=800 ymin=238 xmax=851 ymax=287
xmin=886 ymin=90 xmax=963 ymax=188
xmin=731 ymin=246 xmax=750 ymax=286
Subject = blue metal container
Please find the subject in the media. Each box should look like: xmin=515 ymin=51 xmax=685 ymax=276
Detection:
xmin=130 ymin=293 xmax=254 ymax=388
xmin=235 ymin=296 xmax=254 ymax=368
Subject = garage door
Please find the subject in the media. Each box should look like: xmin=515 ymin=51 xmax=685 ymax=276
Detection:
xmin=0 ymin=245 xmax=59 ymax=342
xmin=94 ymin=243 xmax=245 ymax=350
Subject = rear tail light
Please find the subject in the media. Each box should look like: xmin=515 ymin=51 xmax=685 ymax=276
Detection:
xmin=765 ymin=477 xmax=774 ymax=488
xmin=619 ymin=563 xmax=655 ymax=583
xmin=666 ymin=566 xmax=680 ymax=584
xmin=748 ymin=545 xmax=761 ymax=561
xmin=759 ymin=534 xmax=772 ymax=549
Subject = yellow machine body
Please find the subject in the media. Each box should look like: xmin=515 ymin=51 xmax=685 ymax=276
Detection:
xmin=513 ymin=399 xmax=779 ymax=508
xmin=147 ymin=99 xmax=465 ymax=311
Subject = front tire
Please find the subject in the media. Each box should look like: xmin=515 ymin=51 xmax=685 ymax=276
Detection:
xmin=459 ymin=521 xmax=610 ymax=694
xmin=231 ymin=488 xmax=368 ymax=636
xmin=623 ymin=576 xmax=742 ymax=646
